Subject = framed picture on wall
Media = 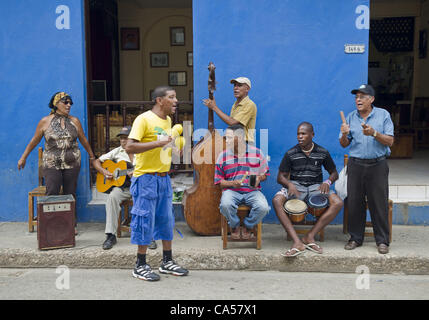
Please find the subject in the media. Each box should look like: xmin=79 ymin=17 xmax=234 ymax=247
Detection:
xmin=170 ymin=27 xmax=185 ymax=46
xmin=169 ymin=71 xmax=187 ymax=86
xmin=150 ymin=52 xmax=169 ymax=67
xmin=121 ymin=28 xmax=140 ymax=50
xmin=187 ymin=51 xmax=193 ymax=67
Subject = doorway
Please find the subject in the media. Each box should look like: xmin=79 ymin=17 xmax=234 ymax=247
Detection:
xmin=369 ymin=0 xmax=429 ymax=202
xmin=85 ymin=0 xmax=194 ymax=197
xmin=85 ymin=1 xmax=193 ymax=153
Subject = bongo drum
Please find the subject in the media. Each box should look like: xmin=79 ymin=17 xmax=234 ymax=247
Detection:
xmin=307 ymin=194 xmax=329 ymax=217
xmin=283 ymin=199 xmax=307 ymax=223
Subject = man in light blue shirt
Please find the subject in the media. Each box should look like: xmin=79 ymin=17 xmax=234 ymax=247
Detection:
xmin=339 ymin=84 xmax=394 ymax=254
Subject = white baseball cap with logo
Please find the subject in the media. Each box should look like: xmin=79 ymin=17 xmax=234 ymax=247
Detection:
xmin=230 ymin=77 xmax=251 ymax=89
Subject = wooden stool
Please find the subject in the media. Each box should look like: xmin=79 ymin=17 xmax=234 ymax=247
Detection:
xmin=117 ymin=199 xmax=132 ymax=238
xmin=343 ymin=199 xmax=393 ymax=243
xmin=28 ymin=147 xmax=45 ymax=232
xmin=286 ymin=211 xmax=326 ymax=242
xmin=342 ymin=155 xmax=393 ymax=242
xmin=221 ymin=205 xmax=262 ymax=250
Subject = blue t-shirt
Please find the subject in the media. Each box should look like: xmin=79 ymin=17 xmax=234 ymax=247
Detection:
xmin=339 ymin=106 xmax=394 ymax=159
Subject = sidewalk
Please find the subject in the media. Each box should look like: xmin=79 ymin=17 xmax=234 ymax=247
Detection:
xmin=0 ymin=222 xmax=428 ymax=275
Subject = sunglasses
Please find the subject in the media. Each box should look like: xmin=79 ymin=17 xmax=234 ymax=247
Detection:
xmin=61 ymin=99 xmax=73 ymax=105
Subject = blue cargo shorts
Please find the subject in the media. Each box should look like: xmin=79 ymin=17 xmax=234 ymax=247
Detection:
xmin=129 ymin=173 xmax=173 ymax=246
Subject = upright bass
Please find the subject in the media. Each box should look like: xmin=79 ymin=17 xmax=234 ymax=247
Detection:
xmin=182 ymin=62 xmax=225 ymax=235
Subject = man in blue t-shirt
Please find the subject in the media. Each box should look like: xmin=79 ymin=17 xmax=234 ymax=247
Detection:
xmin=339 ymin=84 xmax=394 ymax=254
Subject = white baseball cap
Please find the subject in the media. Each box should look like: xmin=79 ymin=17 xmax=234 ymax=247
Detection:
xmin=230 ymin=77 xmax=251 ymax=89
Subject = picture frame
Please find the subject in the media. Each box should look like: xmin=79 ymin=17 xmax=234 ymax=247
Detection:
xmin=187 ymin=51 xmax=193 ymax=67
xmin=150 ymin=52 xmax=169 ymax=68
xmin=170 ymin=27 xmax=185 ymax=46
xmin=168 ymin=71 xmax=187 ymax=86
xmin=121 ymin=28 xmax=140 ymax=50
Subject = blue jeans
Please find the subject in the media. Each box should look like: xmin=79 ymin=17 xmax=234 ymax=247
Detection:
xmin=219 ymin=189 xmax=270 ymax=229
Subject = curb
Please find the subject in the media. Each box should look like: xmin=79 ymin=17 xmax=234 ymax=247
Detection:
xmin=2 ymin=248 xmax=429 ymax=275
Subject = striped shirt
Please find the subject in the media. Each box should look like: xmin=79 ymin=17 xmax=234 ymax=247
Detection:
xmin=214 ymin=145 xmax=270 ymax=193
xmin=279 ymin=143 xmax=336 ymax=187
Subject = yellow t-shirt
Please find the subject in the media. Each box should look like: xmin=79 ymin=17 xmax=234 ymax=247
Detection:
xmin=230 ymin=96 xmax=257 ymax=143
xmin=128 ymin=110 xmax=172 ymax=177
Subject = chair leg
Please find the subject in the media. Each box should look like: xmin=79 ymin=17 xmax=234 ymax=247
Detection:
xmin=343 ymin=200 xmax=348 ymax=234
xmin=28 ymin=194 xmax=34 ymax=233
xmin=117 ymin=207 xmax=122 ymax=238
xmin=388 ymin=200 xmax=393 ymax=243
xmin=256 ymin=222 xmax=262 ymax=250
xmin=221 ymin=215 xmax=228 ymax=250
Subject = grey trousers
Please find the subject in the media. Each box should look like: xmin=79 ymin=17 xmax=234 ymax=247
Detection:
xmin=105 ymin=187 xmax=131 ymax=235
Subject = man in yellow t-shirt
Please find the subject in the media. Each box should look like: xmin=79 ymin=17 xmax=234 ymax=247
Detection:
xmin=125 ymin=86 xmax=189 ymax=281
xmin=203 ymin=76 xmax=257 ymax=143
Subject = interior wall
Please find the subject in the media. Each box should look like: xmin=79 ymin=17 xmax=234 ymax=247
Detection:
xmin=118 ymin=2 xmax=193 ymax=101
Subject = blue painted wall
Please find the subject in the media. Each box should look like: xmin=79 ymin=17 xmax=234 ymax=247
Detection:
xmin=0 ymin=0 xmax=97 ymax=222
xmin=193 ymin=0 xmax=370 ymax=224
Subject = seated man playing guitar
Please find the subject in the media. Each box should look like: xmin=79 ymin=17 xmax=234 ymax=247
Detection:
xmin=93 ymin=126 xmax=135 ymax=250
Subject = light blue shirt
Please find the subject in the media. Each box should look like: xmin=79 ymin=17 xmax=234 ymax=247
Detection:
xmin=339 ymin=106 xmax=394 ymax=159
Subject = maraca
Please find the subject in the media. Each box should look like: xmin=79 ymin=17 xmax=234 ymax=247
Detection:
xmin=171 ymin=124 xmax=183 ymax=137
xmin=175 ymin=136 xmax=186 ymax=150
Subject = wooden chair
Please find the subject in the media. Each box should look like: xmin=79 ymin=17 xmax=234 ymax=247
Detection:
xmin=221 ymin=205 xmax=262 ymax=250
xmin=342 ymin=155 xmax=393 ymax=242
xmin=28 ymin=147 xmax=46 ymax=232
xmin=117 ymin=199 xmax=132 ymax=238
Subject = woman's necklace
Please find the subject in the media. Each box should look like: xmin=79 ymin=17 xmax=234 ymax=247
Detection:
xmin=301 ymin=142 xmax=314 ymax=153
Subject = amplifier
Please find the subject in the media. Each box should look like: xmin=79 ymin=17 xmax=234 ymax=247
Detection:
xmin=37 ymin=195 xmax=75 ymax=250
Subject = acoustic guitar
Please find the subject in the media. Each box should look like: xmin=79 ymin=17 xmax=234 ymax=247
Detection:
xmin=96 ymin=160 xmax=133 ymax=193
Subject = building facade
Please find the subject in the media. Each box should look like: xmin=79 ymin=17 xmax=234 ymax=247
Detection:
xmin=1 ymin=0 xmax=427 ymax=224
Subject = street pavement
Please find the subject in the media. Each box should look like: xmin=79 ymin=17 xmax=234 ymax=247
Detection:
xmin=1 ymin=268 xmax=428 ymax=300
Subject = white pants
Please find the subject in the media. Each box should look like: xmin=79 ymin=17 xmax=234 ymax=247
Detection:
xmin=105 ymin=187 xmax=131 ymax=235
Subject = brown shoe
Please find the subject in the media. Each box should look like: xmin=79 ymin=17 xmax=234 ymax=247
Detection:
xmin=377 ymin=243 xmax=389 ymax=254
xmin=231 ymin=227 xmax=241 ymax=240
xmin=344 ymin=240 xmax=361 ymax=250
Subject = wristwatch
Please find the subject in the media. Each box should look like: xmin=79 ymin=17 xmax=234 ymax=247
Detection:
xmin=373 ymin=130 xmax=377 ymax=138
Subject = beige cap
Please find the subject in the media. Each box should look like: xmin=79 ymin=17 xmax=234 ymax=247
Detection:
xmin=230 ymin=77 xmax=251 ymax=89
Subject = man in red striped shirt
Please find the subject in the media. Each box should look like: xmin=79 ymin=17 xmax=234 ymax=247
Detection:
xmin=215 ymin=124 xmax=270 ymax=240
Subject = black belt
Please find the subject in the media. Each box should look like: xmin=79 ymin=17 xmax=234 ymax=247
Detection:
xmin=349 ymin=156 xmax=386 ymax=164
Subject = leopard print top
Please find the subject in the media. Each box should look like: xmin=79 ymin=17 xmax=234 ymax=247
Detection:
xmin=42 ymin=114 xmax=81 ymax=169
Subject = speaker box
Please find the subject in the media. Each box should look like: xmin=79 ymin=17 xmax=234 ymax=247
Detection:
xmin=37 ymin=195 xmax=75 ymax=250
